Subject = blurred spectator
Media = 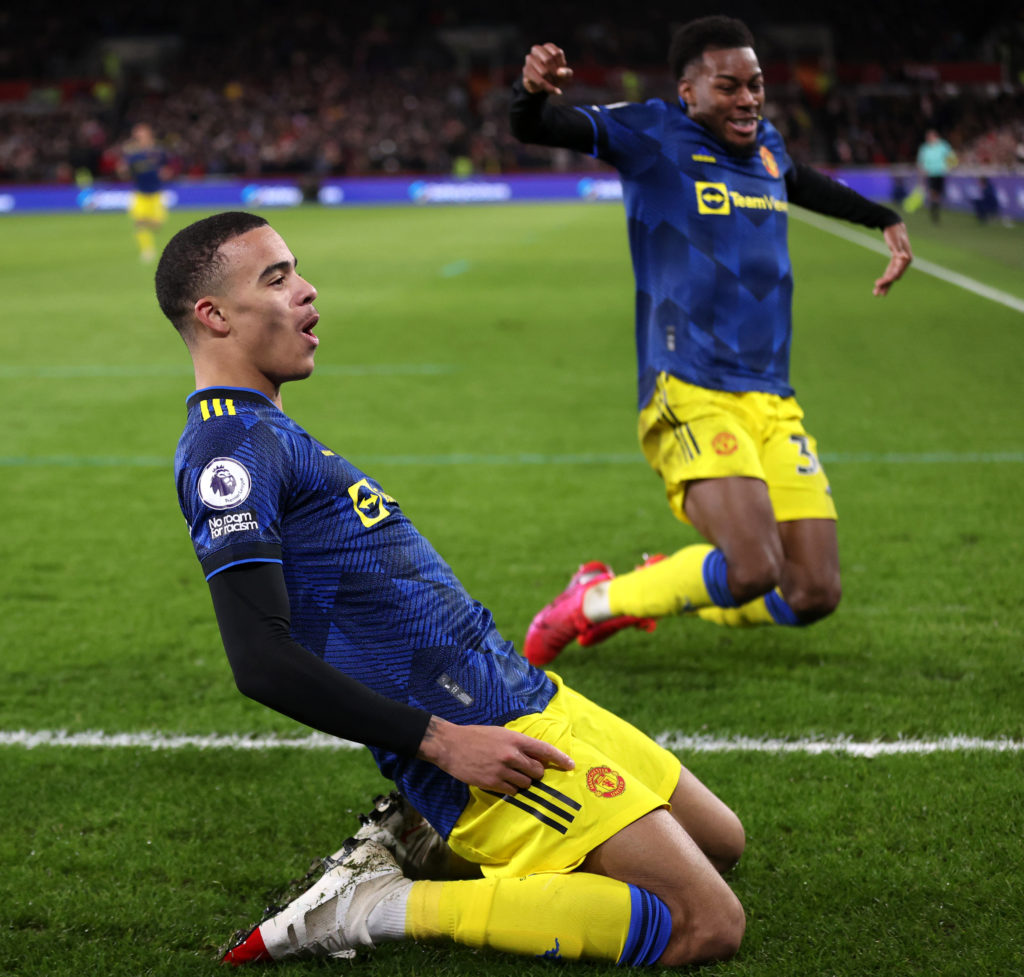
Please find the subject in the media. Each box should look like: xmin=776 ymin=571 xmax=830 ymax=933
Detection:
xmin=0 ymin=3 xmax=1022 ymax=183
xmin=970 ymin=176 xmax=1000 ymax=222
xmin=959 ymin=119 xmax=1024 ymax=167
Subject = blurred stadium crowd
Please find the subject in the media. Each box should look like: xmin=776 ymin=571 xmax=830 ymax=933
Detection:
xmin=1 ymin=2 xmax=1023 ymax=184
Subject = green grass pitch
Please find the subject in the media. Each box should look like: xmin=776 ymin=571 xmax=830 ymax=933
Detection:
xmin=1 ymin=201 xmax=1022 ymax=976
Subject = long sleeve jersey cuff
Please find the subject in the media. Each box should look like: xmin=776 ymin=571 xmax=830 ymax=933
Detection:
xmin=208 ymin=562 xmax=431 ymax=756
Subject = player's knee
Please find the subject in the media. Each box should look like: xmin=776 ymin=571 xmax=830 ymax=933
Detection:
xmin=787 ymin=575 xmax=842 ymax=623
xmin=727 ymin=555 xmax=782 ymax=605
xmin=661 ymin=890 xmax=745 ymax=966
xmin=709 ymin=809 xmax=746 ymax=874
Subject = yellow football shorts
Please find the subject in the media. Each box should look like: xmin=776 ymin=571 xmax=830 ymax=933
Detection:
xmin=447 ymin=672 xmax=681 ymax=879
xmin=129 ymin=191 xmax=167 ymax=224
xmin=638 ymin=372 xmax=837 ymax=525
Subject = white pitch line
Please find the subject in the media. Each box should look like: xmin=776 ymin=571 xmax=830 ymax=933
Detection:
xmin=0 ymin=729 xmax=361 ymax=751
xmin=791 ymin=208 xmax=1024 ymax=314
xmin=1 ymin=729 xmax=1020 ymax=757
xmin=654 ymin=733 xmax=1024 ymax=758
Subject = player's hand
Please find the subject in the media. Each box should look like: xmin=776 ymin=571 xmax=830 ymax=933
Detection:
xmin=873 ymin=222 xmax=913 ymax=296
xmin=522 ymin=43 xmax=574 ymax=96
xmin=417 ymin=716 xmax=574 ymax=794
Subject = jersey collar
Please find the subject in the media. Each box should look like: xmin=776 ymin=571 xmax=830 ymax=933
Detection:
xmin=186 ymin=386 xmax=276 ymax=410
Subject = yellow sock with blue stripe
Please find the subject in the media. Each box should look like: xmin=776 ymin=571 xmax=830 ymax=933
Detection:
xmin=406 ymin=873 xmax=671 ymax=964
xmin=697 ymin=588 xmax=802 ymax=627
xmin=606 ymin=544 xmax=738 ymax=617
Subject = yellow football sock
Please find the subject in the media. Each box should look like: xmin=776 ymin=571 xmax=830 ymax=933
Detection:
xmin=135 ymin=228 xmax=155 ymax=258
xmin=606 ymin=543 xmax=716 ymax=617
xmin=407 ymin=872 xmax=636 ymax=963
xmin=696 ymin=598 xmax=775 ymax=627
xmin=697 ymin=588 xmax=800 ymax=627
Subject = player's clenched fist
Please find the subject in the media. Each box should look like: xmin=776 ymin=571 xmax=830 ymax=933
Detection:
xmin=522 ymin=43 xmax=574 ymax=95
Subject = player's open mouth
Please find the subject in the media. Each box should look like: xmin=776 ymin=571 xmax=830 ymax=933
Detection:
xmin=301 ymin=313 xmax=320 ymax=347
xmin=728 ymin=117 xmax=757 ymax=136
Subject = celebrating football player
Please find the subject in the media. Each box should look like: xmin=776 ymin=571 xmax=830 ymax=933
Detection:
xmin=157 ymin=211 xmax=745 ymax=967
xmin=511 ymin=16 xmax=913 ymax=665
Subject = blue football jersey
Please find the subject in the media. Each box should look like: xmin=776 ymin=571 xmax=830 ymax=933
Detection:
xmin=574 ymin=98 xmax=796 ymax=406
xmin=124 ymin=147 xmax=168 ymax=193
xmin=175 ymin=386 xmax=556 ymax=836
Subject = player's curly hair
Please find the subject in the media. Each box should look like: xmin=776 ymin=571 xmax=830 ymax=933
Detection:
xmin=668 ymin=15 xmax=756 ymax=81
xmin=155 ymin=210 xmax=269 ymax=335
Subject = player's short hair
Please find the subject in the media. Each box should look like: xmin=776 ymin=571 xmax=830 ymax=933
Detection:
xmin=668 ymin=15 xmax=756 ymax=81
xmin=155 ymin=211 xmax=268 ymax=335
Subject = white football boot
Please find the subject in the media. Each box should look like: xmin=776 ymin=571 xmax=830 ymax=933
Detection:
xmin=353 ymin=790 xmax=452 ymax=880
xmin=222 ymin=838 xmax=410 ymax=965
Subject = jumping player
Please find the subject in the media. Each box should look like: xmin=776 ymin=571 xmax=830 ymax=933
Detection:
xmin=511 ymin=16 xmax=914 ymax=665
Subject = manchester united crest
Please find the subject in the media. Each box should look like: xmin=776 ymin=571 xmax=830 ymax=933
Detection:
xmin=712 ymin=432 xmax=739 ymax=456
xmin=586 ymin=765 xmax=626 ymax=798
xmin=760 ymin=145 xmax=779 ymax=178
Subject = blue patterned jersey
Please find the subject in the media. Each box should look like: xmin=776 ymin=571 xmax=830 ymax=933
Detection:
xmin=174 ymin=386 xmax=556 ymax=836
xmin=124 ymin=147 xmax=168 ymax=194
xmin=574 ymin=98 xmax=796 ymax=406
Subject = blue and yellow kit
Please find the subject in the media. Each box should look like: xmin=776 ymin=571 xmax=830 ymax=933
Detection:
xmin=175 ymin=387 xmax=680 ymax=873
xmin=175 ymin=387 xmax=556 ymax=837
xmin=572 ymin=99 xmax=796 ymax=407
xmin=124 ymin=146 xmax=168 ymax=194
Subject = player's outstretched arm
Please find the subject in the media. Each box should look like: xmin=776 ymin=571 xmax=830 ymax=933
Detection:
xmin=873 ymin=221 xmax=913 ymax=297
xmin=785 ymin=164 xmax=913 ymax=297
xmin=522 ymin=43 xmax=574 ymax=95
xmin=418 ymin=716 xmax=574 ymax=795
xmin=510 ymin=44 xmax=593 ymax=152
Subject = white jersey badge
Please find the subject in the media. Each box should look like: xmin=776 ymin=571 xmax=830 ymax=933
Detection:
xmin=197 ymin=457 xmax=252 ymax=510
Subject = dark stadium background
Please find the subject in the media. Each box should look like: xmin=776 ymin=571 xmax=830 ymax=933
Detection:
xmin=1 ymin=2 xmax=1022 ymax=184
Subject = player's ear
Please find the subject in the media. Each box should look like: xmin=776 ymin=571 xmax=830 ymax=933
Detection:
xmin=677 ymin=76 xmax=692 ymax=104
xmin=193 ymin=296 xmax=230 ymax=336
